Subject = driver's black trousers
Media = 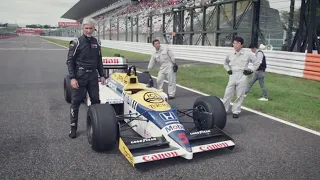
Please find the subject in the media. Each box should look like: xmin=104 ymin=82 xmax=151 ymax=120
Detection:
xmin=70 ymin=67 xmax=100 ymax=128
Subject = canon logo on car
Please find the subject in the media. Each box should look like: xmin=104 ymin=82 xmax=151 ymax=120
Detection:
xmin=142 ymin=151 xmax=178 ymax=161
xmin=190 ymin=130 xmax=211 ymax=135
xmin=199 ymin=142 xmax=229 ymax=151
xmin=130 ymin=137 xmax=157 ymax=144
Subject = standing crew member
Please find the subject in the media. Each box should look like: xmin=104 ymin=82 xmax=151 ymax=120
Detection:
xmin=245 ymin=44 xmax=268 ymax=101
xmin=222 ymin=37 xmax=261 ymax=118
xmin=146 ymin=39 xmax=177 ymax=99
xmin=66 ymin=18 xmax=106 ymax=138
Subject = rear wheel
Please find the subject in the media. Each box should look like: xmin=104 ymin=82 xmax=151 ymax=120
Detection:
xmin=192 ymin=96 xmax=227 ymax=130
xmin=87 ymin=103 xmax=119 ymax=152
xmin=64 ymin=76 xmax=72 ymax=103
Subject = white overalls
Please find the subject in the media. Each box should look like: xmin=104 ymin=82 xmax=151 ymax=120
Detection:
xmin=222 ymin=48 xmax=261 ymax=115
xmin=148 ymin=46 xmax=176 ymax=97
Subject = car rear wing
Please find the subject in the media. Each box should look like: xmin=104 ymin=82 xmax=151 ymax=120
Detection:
xmin=102 ymin=56 xmax=129 ymax=77
xmin=102 ymin=56 xmax=128 ymax=70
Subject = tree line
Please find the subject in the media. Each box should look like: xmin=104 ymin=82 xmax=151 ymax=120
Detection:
xmin=25 ymin=24 xmax=58 ymax=29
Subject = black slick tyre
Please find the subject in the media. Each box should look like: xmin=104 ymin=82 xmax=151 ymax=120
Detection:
xmin=87 ymin=103 xmax=119 ymax=152
xmin=192 ymin=96 xmax=227 ymax=130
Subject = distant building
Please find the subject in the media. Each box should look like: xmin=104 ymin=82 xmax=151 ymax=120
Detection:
xmin=0 ymin=23 xmax=19 ymax=36
xmin=16 ymin=28 xmax=45 ymax=36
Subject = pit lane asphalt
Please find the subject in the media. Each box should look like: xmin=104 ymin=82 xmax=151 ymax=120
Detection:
xmin=0 ymin=36 xmax=319 ymax=180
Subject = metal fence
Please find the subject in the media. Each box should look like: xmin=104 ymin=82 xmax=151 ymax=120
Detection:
xmin=48 ymin=0 xmax=304 ymax=50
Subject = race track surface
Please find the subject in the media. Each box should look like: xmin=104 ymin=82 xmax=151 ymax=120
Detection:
xmin=0 ymin=36 xmax=319 ymax=180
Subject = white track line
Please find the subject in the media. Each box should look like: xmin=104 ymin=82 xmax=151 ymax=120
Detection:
xmin=152 ymin=76 xmax=320 ymax=136
xmin=42 ymin=37 xmax=320 ymax=136
xmin=39 ymin=37 xmax=71 ymax=49
xmin=0 ymin=48 xmax=67 ymax=50
xmin=0 ymin=41 xmax=49 ymax=44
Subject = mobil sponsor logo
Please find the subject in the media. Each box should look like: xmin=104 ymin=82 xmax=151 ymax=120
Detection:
xmin=164 ymin=123 xmax=184 ymax=134
xmin=142 ymin=151 xmax=179 ymax=162
xmin=158 ymin=111 xmax=178 ymax=121
xmin=199 ymin=141 xmax=230 ymax=151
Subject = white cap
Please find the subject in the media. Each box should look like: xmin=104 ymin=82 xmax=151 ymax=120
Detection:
xmin=82 ymin=17 xmax=97 ymax=27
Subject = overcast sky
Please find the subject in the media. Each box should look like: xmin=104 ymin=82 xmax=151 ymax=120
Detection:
xmin=0 ymin=0 xmax=301 ymax=27
xmin=0 ymin=0 xmax=79 ymax=27
xmin=268 ymin=0 xmax=301 ymax=12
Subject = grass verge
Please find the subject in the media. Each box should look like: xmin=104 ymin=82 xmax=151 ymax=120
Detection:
xmin=41 ymin=37 xmax=151 ymax=61
xmin=42 ymin=37 xmax=320 ymax=131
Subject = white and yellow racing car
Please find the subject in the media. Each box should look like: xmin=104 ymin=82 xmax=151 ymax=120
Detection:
xmin=63 ymin=56 xmax=235 ymax=167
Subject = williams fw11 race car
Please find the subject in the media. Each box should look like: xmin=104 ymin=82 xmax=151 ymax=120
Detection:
xmin=63 ymin=56 xmax=235 ymax=167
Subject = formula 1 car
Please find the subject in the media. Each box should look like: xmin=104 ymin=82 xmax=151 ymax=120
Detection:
xmin=63 ymin=56 xmax=235 ymax=167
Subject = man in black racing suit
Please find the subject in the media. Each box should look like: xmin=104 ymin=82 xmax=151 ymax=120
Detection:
xmin=66 ymin=18 xmax=106 ymax=138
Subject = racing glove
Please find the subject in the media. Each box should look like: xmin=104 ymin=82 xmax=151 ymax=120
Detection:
xmin=173 ymin=63 xmax=178 ymax=72
xmin=227 ymin=70 xmax=232 ymax=75
xmin=243 ymin=69 xmax=253 ymax=75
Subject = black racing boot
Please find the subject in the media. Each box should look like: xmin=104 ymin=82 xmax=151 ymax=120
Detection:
xmin=69 ymin=107 xmax=79 ymax=139
xmin=69 ymin=125 xmax=77 ymax=139
xmin=232 ymin=113 xmax=240 ymax=118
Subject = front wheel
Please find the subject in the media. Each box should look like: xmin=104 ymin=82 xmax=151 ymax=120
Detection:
xmin=87 ymin=103 xmax=119 ymax=152
xmin=192 ymin=96 xmax=227 ymax=130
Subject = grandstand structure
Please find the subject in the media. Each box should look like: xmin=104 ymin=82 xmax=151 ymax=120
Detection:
xmin=53 ymin=0 xmax=286 ymax=48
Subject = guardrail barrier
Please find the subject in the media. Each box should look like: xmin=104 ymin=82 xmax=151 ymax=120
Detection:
xmin=43 ymin=36 xmax=320 ymax=81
